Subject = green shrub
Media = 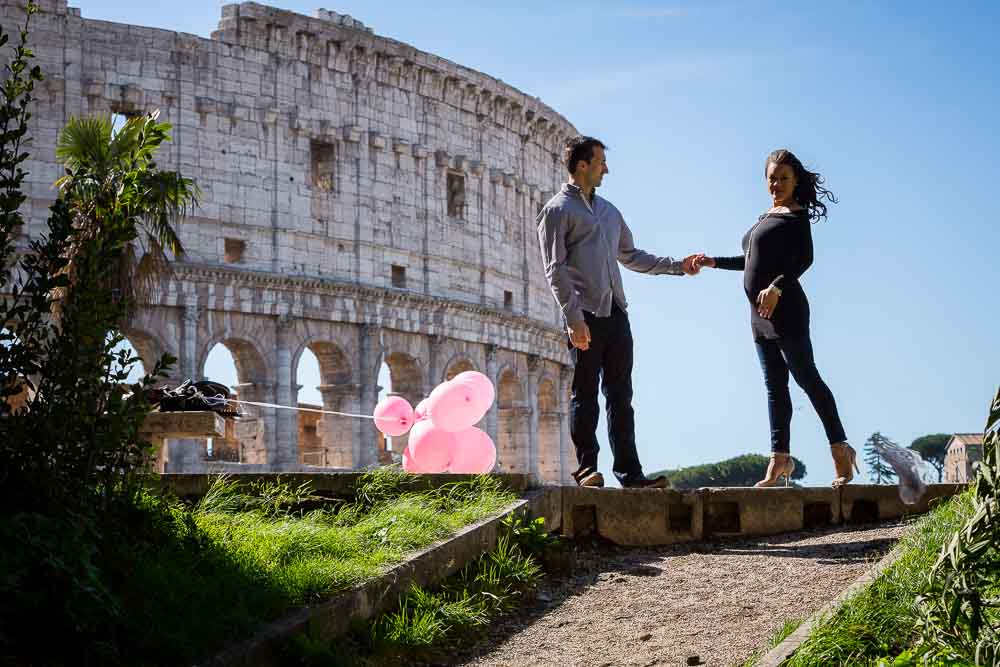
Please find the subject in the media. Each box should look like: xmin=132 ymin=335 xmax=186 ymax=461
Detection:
xmin=913 ymin=387 xmax=1000 ymax=664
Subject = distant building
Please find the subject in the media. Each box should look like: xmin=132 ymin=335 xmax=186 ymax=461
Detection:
xmin=943 ymin=433 xmax=984 ymax=483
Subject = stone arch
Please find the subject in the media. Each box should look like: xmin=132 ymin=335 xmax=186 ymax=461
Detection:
xmin=198 ymin=336 xmax=272 ymax=466
xmin=383 ymin=350 xmax=424 ymax=453
xmin=442 ymin=354 xmax=477 ymax=382
xmin=121 ymin=327 xmax=169 ymax=376
xmin=496 ymin=366 xmax=529 ymax=473
xmin=198 ymin=334 xmax=269 ymax=386
xmin=537 ymin=374 xmax=562 ymax=483
xmin=291 ymin=338 xmax=353 ymax=385
xmin=295 ymin=339 xmax=355 ymax=468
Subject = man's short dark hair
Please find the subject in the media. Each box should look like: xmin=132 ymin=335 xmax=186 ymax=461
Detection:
xmin=564 ymin=135 xmax=607 ymax=175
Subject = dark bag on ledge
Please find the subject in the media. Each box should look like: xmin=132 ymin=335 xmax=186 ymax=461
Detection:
xmin=146 ymin=379 xmax=241 ymax=417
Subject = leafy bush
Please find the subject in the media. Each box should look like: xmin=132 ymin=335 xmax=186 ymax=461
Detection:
xmin=0 ymin=5 xmax=198 ymax=662
xmin=914 ymin=386 xmax=1000 ymax=664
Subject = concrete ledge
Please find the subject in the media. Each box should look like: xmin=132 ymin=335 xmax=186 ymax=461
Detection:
xmin=701 ymin=487 xmax=842 ymax=537
xmin=559 ymin=484 xmax=963 ymax=546
xmin=703 ymin=487 xmax=796 ymax=537
xmin=140 ymin=411 xmax=226 ymax=472
xmin=524 ymin=486 xmax=563 ymax=533
xmin=204 ymin=497 xmax=532 ymax=666
xmin=839 ymin=484 xmax=964 ymax=523
xmin=139 ymin=411 xmax=226 ymax=438
xmin=152 ymin=472 xmax=533 ymax=500
xmin=561 ymin=487 xmax=703 ymax=545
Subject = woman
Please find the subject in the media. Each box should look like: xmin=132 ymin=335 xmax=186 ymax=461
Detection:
xmin=695 ymin=149 xmax=857 ymax=487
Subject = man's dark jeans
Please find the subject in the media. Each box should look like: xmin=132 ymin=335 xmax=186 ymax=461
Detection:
xmin=755 ymin=334 xmax=847 ymax=454
xmin=570 ymin=303 xmax=645 ymax=484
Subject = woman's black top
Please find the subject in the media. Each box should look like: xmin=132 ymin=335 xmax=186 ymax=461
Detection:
xmin=713 ymin=209 xmax=813 ymax=342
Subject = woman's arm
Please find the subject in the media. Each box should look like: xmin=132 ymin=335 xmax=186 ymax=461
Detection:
xmin=710 ymin=255 xmax=745 ymax=270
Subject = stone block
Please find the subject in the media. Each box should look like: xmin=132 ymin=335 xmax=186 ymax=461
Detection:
xmin=140 ymin=410 xmax=226 ymax=439
xmin=801 ymin=486 xmax=842 ymax=528
xmin=342 ymin=125 xmax=362 ymax=142
xmin=840 ymin=483 xmax=965 ymax=524
xmin=701 ymin=487 xmax=805 ymax=537
xmin=524 ymin=486 xmax=562 ymax=533
xmin=561 ymin=487 xmax=700 ymax=546
xmin=840 ymin=484 xmax=908 ymax=523
xmin=391 ymin=138 xmax=410 ymax=154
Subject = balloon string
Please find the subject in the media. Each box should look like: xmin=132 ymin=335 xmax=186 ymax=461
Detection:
xmin=219 ymin=397 xmax=376 ymax=420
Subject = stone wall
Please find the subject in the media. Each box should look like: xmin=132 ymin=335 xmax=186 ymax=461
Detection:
xmin=3 ymin=0 xmax=579 ymax=483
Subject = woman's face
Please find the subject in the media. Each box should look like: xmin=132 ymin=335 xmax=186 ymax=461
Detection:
xmin=766 ymin=162 xmax=797 ymax=205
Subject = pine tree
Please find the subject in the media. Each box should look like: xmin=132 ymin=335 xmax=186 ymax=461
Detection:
xmin=863 ymin=431 xmax=898 ymax=484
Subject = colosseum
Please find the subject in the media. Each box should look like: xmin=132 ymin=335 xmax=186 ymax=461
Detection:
xmin=9 ymin=0 xmax=579 ymax=482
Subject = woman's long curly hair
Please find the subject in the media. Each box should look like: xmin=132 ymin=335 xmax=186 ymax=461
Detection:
xmin=766 ymin=149 xmax=837 ymax=223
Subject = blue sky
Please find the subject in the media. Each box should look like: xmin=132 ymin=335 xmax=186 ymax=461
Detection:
xmin=104 ymin=0 xmax=1000 ymax=485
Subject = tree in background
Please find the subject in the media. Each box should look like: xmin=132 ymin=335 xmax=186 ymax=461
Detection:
xmin=53 ymin=110 xmax=197 ymax=322
xmin=864 ymin=432 xmax=898 ymax=484
xmin=910 ymin=433 xmax=950 ymax=482
xmin=650 ymin=453 xmax=807 ymax=488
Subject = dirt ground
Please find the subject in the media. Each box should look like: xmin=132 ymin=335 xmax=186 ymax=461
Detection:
xmin=438 ymin=521 xmax=908 ymax=667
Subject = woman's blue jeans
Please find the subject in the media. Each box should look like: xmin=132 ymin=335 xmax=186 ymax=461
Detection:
xmin=755 ymin=335 xmax=847 ymax=454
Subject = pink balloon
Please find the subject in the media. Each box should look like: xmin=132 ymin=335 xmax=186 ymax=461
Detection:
xmin=401 ymin=446 xmax=424 ymax=473
xmin=373 ymin=396 xmax=414 ymax=437
xmin=448 ymin=427 xmax=497 ymax=474
xmin=426 ymin=380 xmax=485 ymax=432
xmin=414 ymin=398 xmax=430 ymax=421
xmin=407 ymin=420 xmax=456 ymax=473
xmin=453 ymin=371 xmax=495 ymax=414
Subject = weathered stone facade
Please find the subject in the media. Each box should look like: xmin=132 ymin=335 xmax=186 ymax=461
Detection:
xmin=7 ymin=0 xmax=578 ymax=482
xmin=943 ymin=433 xmax=983 ymax=484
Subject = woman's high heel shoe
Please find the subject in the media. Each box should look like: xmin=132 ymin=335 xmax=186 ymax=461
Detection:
xmin=755 ymin=453 xmax=795 ymax=487
xmin=830 ymin=442 xmax=859 ymax=488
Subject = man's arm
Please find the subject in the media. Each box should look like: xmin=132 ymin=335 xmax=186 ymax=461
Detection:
xmin=536 ymin=206 xmax=585 ymax=326
xmin=618 ymin=218 xmax=688 ymax=275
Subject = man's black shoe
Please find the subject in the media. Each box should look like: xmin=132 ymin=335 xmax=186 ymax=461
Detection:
xmin=621 ymin=475 xmax=670 ymax=489
xmin=573 ymin=467 xmax=605 ymax=488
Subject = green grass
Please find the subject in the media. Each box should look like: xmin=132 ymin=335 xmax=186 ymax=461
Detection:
xmin=283 ymin=516 xmax=549 ymax=666
xmin=740 ymin=617 xmax=804 ymax=667
xmin=0 ymin=469 xmax=518 ymax=665
xmin=192 ymin=470 xmax=518 ymax=606
xmin=785 ymin=492 xmax=974 ymax=667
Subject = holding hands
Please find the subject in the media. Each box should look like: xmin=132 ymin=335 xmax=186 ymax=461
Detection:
xmin=685 ymin=252 xmax=780 ymax=318
xmin=693 ymin=254 xmax=715 ymax=270
xmin=682 ymin=253 xmax=706 ymax=275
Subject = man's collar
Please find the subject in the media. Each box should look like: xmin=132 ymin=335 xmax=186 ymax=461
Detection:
xmin=563 ymin=182 xmax=595 ymax=202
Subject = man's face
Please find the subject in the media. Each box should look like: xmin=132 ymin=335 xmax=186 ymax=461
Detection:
xmin=580 ymin=146 xmax=609 ymax=189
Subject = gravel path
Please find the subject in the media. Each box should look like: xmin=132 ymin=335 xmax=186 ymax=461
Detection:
xmin=444 ymin=521 xmax=909 ymax=667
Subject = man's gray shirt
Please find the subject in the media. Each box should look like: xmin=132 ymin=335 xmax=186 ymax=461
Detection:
xmin=536 ymin=183 xmax=684 ymax=325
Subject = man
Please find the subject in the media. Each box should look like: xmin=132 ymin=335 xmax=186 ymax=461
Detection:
xmin=536 ymin=136 xmax=699 ymax=488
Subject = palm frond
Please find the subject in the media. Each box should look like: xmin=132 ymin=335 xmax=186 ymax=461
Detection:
xmin=133 ymin=241 xmax=171 ymax=306
xmin=51 ymin=108 xmax=197 ymax=325
xmin=55 ymin=115 xmax=113 ymax=177
xmin=135 ymin=170 xmax=199 ymax=257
